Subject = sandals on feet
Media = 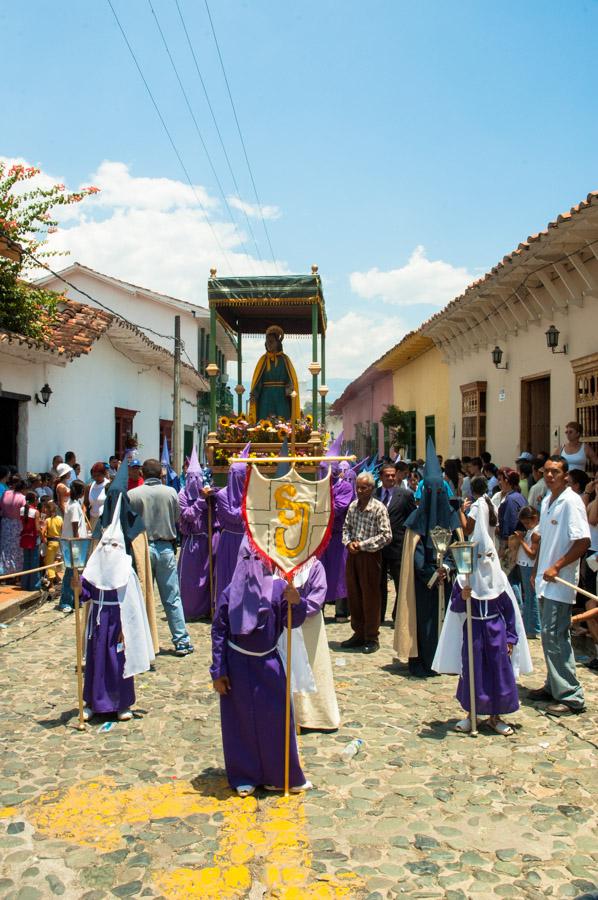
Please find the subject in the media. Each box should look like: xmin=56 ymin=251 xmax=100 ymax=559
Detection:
xmin=487 ymin=719 xmax=513 ymax=736
xmin=236 ymin=785 xmax=255 ymax=798
xmin=453 ymin=718 xmax=472 ymax=733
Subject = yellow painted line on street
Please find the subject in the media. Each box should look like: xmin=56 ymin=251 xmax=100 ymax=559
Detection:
xmin=22 ymin=778 xmax=364 ymax=898
xmin=0 ymin=806 xmax=17 ymax=818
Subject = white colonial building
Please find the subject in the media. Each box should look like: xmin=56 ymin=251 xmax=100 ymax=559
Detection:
xmin=0 ymin=264 xmax=236 ymax=475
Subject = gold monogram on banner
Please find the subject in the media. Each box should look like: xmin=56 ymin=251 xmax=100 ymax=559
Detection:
xmin=243 ymin=467 xmax=333 ymax=577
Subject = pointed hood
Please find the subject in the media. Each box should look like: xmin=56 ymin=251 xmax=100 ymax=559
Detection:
xmin=184 ymin=446 xmax=203 ymax=500
xmin=227 ymin=442 xmax=251 ymax=510
xmin=228 ymin=536 xmax=273 ymax=635
xmin=161 ymin=436 xmax=181 ymax=491
xmin=404 ymin=437 xmax=459 ymax=544
xmin=84 ymin=495 xmax=132 ymax=590
xmin=96 ymin=459 xmax=145 ymax=550
xmin=318 ymin=431 xmax=344 ymax=480
xmin=275 ymin=438 xmax=290 ymax=477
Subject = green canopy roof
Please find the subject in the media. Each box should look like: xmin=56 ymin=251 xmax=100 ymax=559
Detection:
xmin=208 ymin=273 xmax=326 ymax=335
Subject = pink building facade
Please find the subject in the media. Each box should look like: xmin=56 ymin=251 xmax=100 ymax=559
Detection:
xmin=331 ymin=367 xmax=394 ymax=458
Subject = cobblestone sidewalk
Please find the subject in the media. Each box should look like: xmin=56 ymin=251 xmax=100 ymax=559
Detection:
xmin=0 ymin=603 xmax=597 ymax=899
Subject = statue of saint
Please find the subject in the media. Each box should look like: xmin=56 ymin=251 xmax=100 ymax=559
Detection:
xmin=249 ymin=325 xmax=300 ymax=423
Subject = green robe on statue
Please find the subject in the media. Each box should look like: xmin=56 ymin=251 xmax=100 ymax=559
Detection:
xmin=249 ymin=352 xmax=300 ymax=422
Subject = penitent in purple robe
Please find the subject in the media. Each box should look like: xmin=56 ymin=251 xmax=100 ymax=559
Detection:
xmin=450 ymin=582 xmax=519 ymax=716
xmin=178 ymin=489 xmax=218 ymax=620
xmin=211 ymin=580 xmax=307 ymax=790
xmin=81 ymin=578 xmax=135 ymax=714
xmin=212 ymin=490 xmax=244 ymax=606
xmin=212 ymin=461 xmax=247 ymax=606
xmin=319 ymin=475 xmax=354 ymax=604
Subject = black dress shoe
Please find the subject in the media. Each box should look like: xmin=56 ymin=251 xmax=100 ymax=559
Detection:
xmin=362 ymin=642 xmax=380 ymax=654
xmin=527 ymin=687 xmax=554 ymax=701
xmin=340 ymin=635 xmax=365 ymax=648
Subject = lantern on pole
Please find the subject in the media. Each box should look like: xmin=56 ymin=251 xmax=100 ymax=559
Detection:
xmin=449 ymin=540 xmax=479 ymax=737
xmin=430 ymin=526 xmax=452 ymax=636
xmin=59 ymin=536 xmax=93 ymax=731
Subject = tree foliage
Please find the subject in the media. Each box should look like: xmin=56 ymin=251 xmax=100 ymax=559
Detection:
xmin=0 ymin=162 xmax=99 ymax=339
xmin=380 ymin=404 xmax=412 ymax=451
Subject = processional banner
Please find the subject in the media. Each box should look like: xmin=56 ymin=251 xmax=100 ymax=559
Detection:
xmin=242 ymin=466 xmax=334 ymax=578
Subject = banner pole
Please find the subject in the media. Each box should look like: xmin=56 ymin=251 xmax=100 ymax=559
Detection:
xmin=284 ymin=587 xmax=292 ymax=797
xmin=208 ymin=498 xmax=215 ymax=619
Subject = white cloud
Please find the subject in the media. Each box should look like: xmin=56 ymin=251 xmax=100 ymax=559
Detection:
xmin=6 ymin=158 xmax=288 ymax=295
xmin=90 ymin=161 xmax=216 ymax=212
xmin=228 ymin=195 xmax=281 ymax=220
xmin=350 ymin=245 xmax=474 ymax=306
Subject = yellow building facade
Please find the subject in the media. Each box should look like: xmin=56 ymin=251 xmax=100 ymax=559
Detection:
xmin=377 ymin=333 xmax=450 ymax=460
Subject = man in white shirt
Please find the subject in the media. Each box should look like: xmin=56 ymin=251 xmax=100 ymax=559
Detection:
xmin=529 ymin=456 xmax=590 ymax=715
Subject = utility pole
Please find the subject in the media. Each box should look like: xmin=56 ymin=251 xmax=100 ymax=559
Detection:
xmin=173 ymin=314 xmax=181 ymax=475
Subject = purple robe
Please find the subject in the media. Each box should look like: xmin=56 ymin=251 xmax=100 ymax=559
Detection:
xmin=450 ymin=582 xmax=519 ymax=716
xmin=81 ymin=578 xmax=135 ymax=714
xmin=319 ymin=476 xmax=354 ymax=603
xmin=210 ymin=580 xmax=307 ymax=790
xmin=213 ymin=489 xmax=244 ymax=606
xmin=212 ymin=461 xmax=247 ymax=606
xmin=177 ymin=491 xmax=216 ymax=619
xmin=298 ymin=559 xmax=327 ymax=615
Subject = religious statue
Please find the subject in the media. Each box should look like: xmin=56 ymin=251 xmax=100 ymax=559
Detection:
xmin=249 ymin=324 xmax=301 ymax=423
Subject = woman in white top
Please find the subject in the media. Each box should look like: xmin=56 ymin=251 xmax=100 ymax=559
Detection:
xmin=554 ymin=421 xmax=598 ymax=473
xmin=459 ymin=476 xmax=498 ymax=541
xmin=84 ymin=463 xmax=110 ymax=532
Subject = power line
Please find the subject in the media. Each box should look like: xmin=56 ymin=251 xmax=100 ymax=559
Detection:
xmin=203 ymin=0 xmax=279 ymax=270
xmin=174 ymin=0 xmax=265 ymax=266
xmin=147 ymin=0 xmax=256 ymax=270
xmin=106 ymin=0 xmax=235 ymax=275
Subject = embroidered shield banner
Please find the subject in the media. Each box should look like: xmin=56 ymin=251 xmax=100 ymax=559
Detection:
xmin=242 ymin=466 xmax=334 ymax=578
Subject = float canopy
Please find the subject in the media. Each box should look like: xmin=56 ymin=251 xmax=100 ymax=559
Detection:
xmin=208 ymin=273 xmax=327 ymax=336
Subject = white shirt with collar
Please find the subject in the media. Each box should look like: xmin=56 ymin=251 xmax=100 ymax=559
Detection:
xmin=535 ymin=486 xmax=590 ymax=603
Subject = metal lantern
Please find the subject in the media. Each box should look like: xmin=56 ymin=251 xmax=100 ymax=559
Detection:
xmin=545 ymin=324 xmax=567 ymax=355
xmin=449 ymin=540 xmax=478 ymax=576
xmin=430 ymin=526 xmax=452 ymax=558
xmin=59 ymin=536 xmax=93 ymax=571
xmin=545 ymin=324 xmax=559 ymax=349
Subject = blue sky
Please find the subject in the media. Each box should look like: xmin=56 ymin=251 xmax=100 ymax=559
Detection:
xmin=4 ymin=1 xmax=598 ymax=395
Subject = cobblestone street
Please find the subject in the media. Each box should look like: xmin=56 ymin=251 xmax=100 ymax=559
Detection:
xmin=1 ymin=603 xmax=597 ymax=900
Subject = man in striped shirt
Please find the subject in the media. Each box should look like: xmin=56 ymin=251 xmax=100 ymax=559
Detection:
xmin=341 ymin=472 xmax=392 ymax=654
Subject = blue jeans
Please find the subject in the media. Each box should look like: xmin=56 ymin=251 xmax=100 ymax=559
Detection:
xmin=22 ymin=544 xmax=41 ymax=591
xmin=540 ymin=597 xmax=585 ymax=710
xmin=60 ymin=568 xmax=74 ymax=609
xmin=148 ymin=540 xmax=189 ymax=647
xmin=518 ymin=564 xmax=540 ymax=636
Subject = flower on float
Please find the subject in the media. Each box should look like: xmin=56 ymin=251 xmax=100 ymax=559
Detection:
xmin=219 ymin=415 xmax=230 ymax=427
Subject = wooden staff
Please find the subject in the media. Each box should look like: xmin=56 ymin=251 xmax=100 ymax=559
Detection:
xmin=0 ymin=560 xmax=65 ymax=581
xmin=207 ymin=498 xmax=215 ymax=619
xmin=72 ymin=568 xmax=86 ymax=731
xmin=552 ymin=574 xmax=598 ymax=604
xmin=284 ymin=398 xmax=298 ymax=795
xmin=284 ymin=583 xmax=293 ymax=797
xmin=464 ymin=577 xmax=478 ymax=738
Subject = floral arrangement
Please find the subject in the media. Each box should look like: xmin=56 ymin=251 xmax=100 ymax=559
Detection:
xmin=0 ymin=162 xmax=99 ymax=340
xmin=217 ymin=414 xmax=314 ymax=444
xmin=213 ymin=414 xmax=327 ymax=466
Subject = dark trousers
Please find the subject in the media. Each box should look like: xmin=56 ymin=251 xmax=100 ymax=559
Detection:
xmin=380 ymin=557 xmax=401 ymax=623
xmin=346 ymin=550 xmax=382 ymax=642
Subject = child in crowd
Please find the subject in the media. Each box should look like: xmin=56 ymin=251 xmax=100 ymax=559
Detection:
xmin=513 ymin=506 xmax=540 ymax=638
xmin=43 ymin=500 xmax=63 ymax=587
xmin=433 ymin=491 xmax=532 ymax=735
xmin=19 ymin=491 xmax=41 ymax=591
